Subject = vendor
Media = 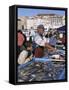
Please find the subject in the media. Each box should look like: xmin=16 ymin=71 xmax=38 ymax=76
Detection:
xmin=34 ymin=25 xmax=56 ymax=58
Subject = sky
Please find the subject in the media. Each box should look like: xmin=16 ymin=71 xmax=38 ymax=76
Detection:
xmin=18 ymin=8 xmax=65 ymax=17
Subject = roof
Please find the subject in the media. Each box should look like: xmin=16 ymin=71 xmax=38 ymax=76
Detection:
xmin=57 ymin=26 xmax=65 ymax=33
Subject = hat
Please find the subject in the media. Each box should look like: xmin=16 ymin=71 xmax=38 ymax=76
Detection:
xmin=37 ymin=24 xmax=45 ymax=30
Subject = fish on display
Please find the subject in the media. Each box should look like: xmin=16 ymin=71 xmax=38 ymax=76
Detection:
xmin=18 ymin=60 xmax=65 ymax=82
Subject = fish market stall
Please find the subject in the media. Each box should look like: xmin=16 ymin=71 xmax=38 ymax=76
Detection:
xmin=18 ymin=49 xmax=65 ymax=82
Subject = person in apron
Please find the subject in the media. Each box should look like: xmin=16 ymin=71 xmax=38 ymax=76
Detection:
xmin=34 ymin=25 xmax=56 ymax=58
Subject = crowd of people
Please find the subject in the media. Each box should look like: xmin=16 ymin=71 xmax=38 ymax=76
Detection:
xmin=17 ymin=24 xmax=64 ymax=65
